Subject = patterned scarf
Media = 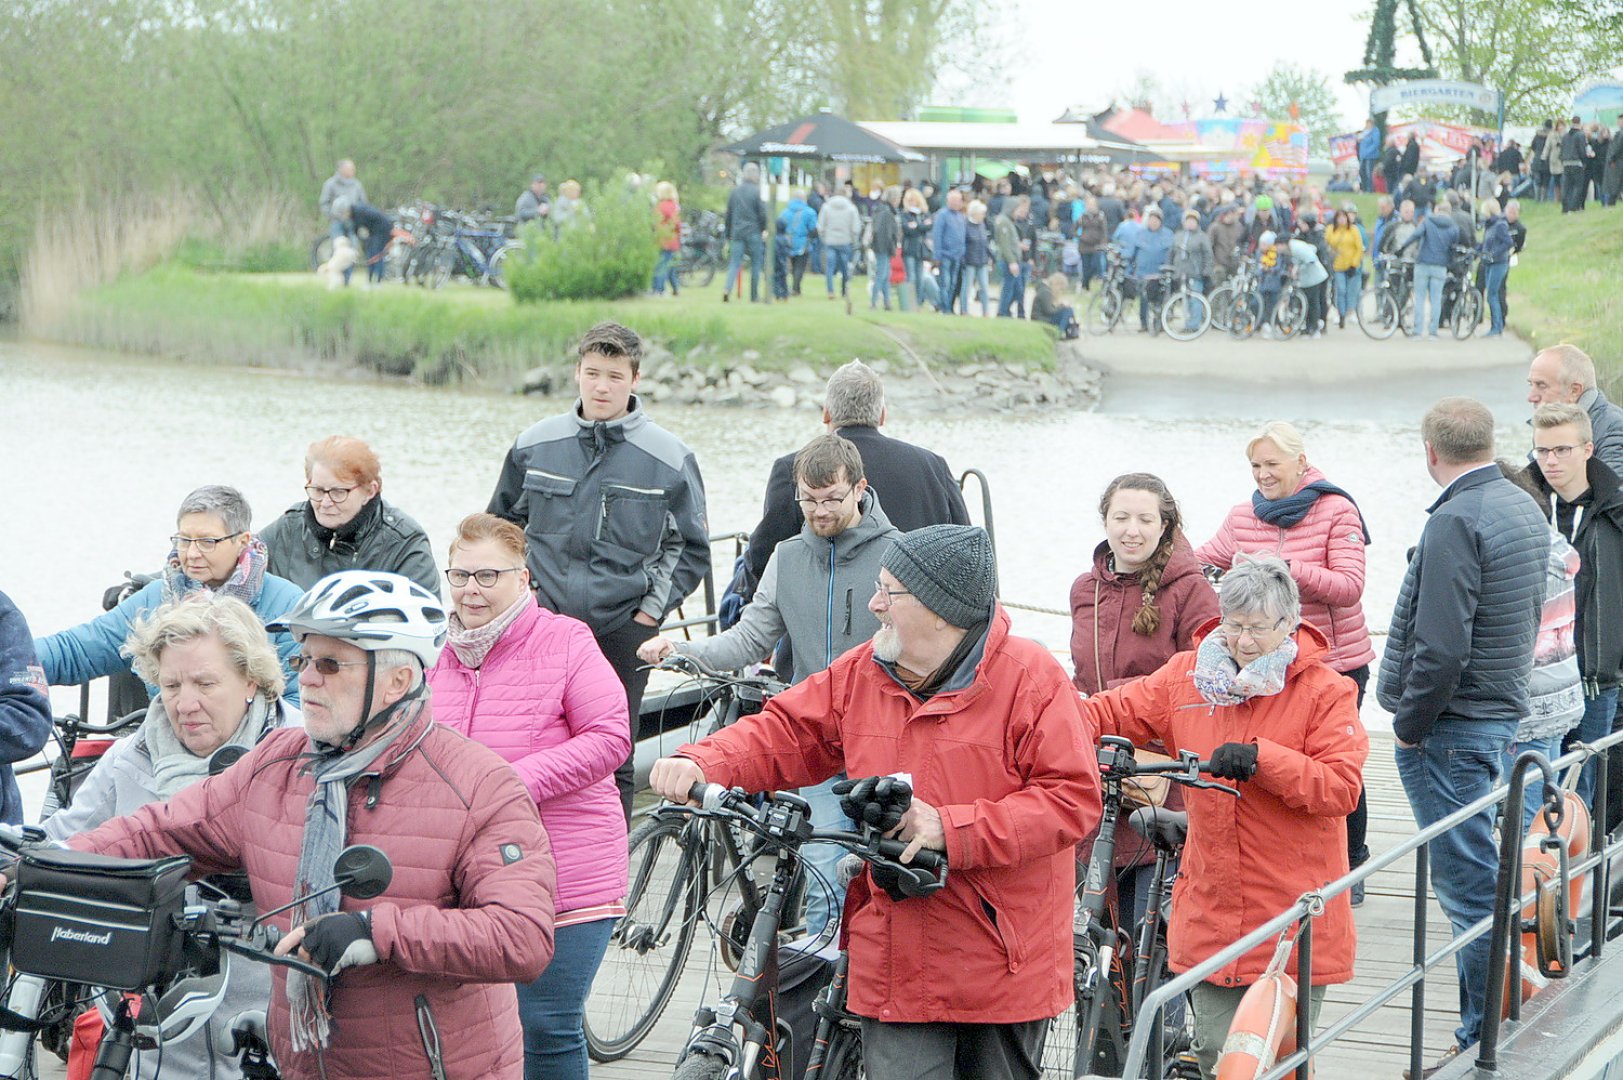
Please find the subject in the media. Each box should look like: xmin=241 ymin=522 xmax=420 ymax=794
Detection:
xmin=161 ymin=535 xmax=270 ymax=605
xmin=446 ymin=592 xmax=531 ymax=669
xmin=1191 ymin=630 xmax=1298 ymax=707
xmin=143 ymin=692 xmax=276 ymax=799
xmin=287 ymin=685 xmax=427 ymax=1052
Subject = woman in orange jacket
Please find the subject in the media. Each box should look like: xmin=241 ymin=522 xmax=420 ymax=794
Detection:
xmin=1080 ymin=554 xmax=1367 ymax=1080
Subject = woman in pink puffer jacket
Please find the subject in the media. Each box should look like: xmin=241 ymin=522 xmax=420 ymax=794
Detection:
xmin=427 ymin=513 xmax=630 ymax=1080
xmin=1195 ymin=421 xmax=1376 ymax=899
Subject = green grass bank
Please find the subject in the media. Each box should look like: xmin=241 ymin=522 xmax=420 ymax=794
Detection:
xmin=37 ymin=266 xmax=1058 ymax=387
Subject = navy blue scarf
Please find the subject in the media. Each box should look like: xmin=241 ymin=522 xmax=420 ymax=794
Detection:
xmin=1252 ymin=480 xmax=1372 ymax=543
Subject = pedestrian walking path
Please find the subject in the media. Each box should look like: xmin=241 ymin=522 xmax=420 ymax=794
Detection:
xmin=593 ymin=731 xmax=1462 ymax=1079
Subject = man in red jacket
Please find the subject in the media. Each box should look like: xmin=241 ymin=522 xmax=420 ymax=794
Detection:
xmin=68 ymin=573 xmax=557 ymax=1080
xmin=652 ymin=525 xmax=1101 ymax=1080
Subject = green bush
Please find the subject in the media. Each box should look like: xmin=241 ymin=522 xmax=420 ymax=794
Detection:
xmin=172 ymin=236 xmax=306 ymax=273
xmin=507 ymin=182 xmax=660 ymax=303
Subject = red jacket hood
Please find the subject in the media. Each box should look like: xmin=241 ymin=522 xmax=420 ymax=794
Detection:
xmin=1189 ymin=617 xmax=1333 ymax=675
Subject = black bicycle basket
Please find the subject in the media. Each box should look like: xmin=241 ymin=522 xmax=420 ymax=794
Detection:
xmin=10 ymin=848 xmax=191 ymax=991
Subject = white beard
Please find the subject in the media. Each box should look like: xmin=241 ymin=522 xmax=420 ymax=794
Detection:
xmin=873 ymin=625 xmax=902 ymax=663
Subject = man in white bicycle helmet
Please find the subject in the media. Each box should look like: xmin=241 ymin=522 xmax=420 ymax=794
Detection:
xmin=68 ymin=571 xmax=557 ymax=1080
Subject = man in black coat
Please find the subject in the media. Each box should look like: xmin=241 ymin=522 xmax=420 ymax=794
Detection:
xmin=737 ymin=361 xmax=970 ymax=677
xmin=1531 ymin=122 xmax=1552 ymax=203
xmin=1400 ymin=134 xmax=1421 ymax=185
xmin=1561 ymin=116 xmax=1591 ymax=213
xmin=1381 ymin=139 xmax=1404 ymax=196
xmin=724 ymin=163 xmax=769 ymax=301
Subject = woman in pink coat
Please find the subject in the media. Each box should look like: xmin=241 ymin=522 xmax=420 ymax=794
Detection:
xmin=427 ymin=513 xmax=630 ymax=1080
xmin=1195 ymin=421 xmax=1375 ymax=903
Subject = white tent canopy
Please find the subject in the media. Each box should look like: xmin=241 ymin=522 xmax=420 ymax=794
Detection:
xmin=856 ymin=120 xmax=1143 ymax=158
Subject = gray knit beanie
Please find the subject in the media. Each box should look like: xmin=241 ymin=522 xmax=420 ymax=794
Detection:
xmin=881 ymin=525 xmax=997 ymax=629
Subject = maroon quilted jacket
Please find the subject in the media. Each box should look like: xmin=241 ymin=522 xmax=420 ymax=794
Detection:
xmin=70 ymin=700 xmax=556 ymax=1080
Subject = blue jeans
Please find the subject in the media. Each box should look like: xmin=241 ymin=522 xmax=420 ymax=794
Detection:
xmin=904 ymin=255 xmax=924 ymax=308
xmin=1080 ymin=250 xmax=1106 ymax=290
xmin=1572 ymin=687 xmax=1620 ymax=808
xmin=870 ymin=261 xmax=892 ymax=308
xmin=1182 ymin=277 xmax=1205 ymax=332
xmin=1413 ymin=262 xmax=1447 ymax=336
xmin=802 ymin=774 xmax=856 ymax=938
xmin=825 ymin=244 xmax=853 ymax=296
xmin=966 ymin=263 xmax=991 ymax=315
xmin=726 ymin=235 xmax=765 ymax=300
xmin=1049 ymin=306 xmax=1077 ymax=336
xmin=936 ymin=257 xmax=962 ymax=315
xmin=1396 ymin=720 xmax=1516 ymax=1049
xmin=1504 ymin=735 xmax=1564 ymax=835
xmin=652 ymin=248 xmax=678 ymax=294
xmin=997 ymin=263 xmax=1022 ymax=316
xmin=517 ymin=917 xmax=615 ymax=1080
xmin=1333 ymin=268 xmax=1362 ymax=318
xmin=1360 ymin=157 xmax=1376 ymax=193
xmin=1483 ymin=261 xmax=1508 ymax=333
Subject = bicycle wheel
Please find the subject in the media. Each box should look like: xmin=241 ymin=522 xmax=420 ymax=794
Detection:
xmin=485 ymin=241 xmax=524 ymax=290
xmin=1161 ymin=290 xmax=1211 ymax=342
xmin=427 ymin=247 xmax=455 ymax=289
xmin=1357 ymin=287 xmax=1399 ymax=339
xmin=1085 ymin=287 xmax=1124 ymax=335
xmin=672 ymin=1049 xmax=729 ymax=1080
xmin=1041 ymin=1002 xmax=1081 ymax=1079
xmin=823 ymin=1030 xmax=867 ymax=1079
xmin=1452 ymin=287 xmax=1483 ymax=340
xmin=1226 ymin=292 xmax=1263 ymax=340
xmin=1206 ymin=284 xmax=1236 ymax=333
xmin=310 ymin=234 xmax=334 ymax=272
xmin=584 ymin=815 xmax=702 ymax=1062
xmin=1274 ymin=291 xmax=1308 ymax=339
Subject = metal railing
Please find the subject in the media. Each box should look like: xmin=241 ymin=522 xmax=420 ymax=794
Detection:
xmin=662 ymin=531 xmax=750 ymax=635
xmin=1118 ymin=728 xmax=1623 ymax=1080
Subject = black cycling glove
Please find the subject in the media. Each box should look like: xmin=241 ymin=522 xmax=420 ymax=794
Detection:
xmin=301 ymin=911 xmax=378 ymax=974
xmin=831 ymin=776 xmax=913 ymax=833
xmin=1209 ymin=742 xmax=1259 ymax=782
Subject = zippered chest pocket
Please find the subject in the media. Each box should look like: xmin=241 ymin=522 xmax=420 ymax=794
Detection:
xmin=521 ymin=469 xmax=577 ymax=536
xmin=597 ymin=483 xmax=669 ymax=553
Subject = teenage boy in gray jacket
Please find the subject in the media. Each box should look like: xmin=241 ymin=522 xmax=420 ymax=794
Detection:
xmin=489 ymin=321 xmax=709 ymax=819
xmin=639 ymin=434 xmax=897 ymax=934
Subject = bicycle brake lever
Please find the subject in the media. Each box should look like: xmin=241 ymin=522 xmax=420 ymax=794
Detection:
xmin=1187 ymin=778 xmax=1242 ymax=797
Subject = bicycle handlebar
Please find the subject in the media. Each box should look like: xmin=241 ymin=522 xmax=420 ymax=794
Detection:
xmin=651 ymin=653 xmax=787 ymax=694
xmin=1096 ymin=737 xmax=1241 ymax=797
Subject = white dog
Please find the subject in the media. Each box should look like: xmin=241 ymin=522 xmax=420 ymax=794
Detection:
xmin=317 ymin=235 xmax=358 ymax=289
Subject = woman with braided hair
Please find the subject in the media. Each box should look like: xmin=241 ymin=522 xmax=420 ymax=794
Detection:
xmin=1069 ymin=473 xmax=1218 ymax=931
xmin=1195 ymin=420 xmax=1375 ymax=904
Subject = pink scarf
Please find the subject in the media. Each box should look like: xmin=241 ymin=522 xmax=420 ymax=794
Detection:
xmin=446 ymin=592 xmax=531 ymax=669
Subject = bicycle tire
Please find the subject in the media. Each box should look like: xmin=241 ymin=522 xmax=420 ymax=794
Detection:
xmin=1085 ymin=287 xmax=1123 ymax=336
xmin=675 ymin=247 xmax=719 ymax=290
xmin=1226 ymin=292 xmax=1262 ymax=340
xmin=486 ymin=242 xmax=524 ymax=290
xmin=427 ymin=248 xmax=455 ymax=290
xmin=1041 ymin=1001 xmax=1081 ymax=1079
xmin=672 ymin=1049 xmax=729 ymax=1080
xmin=1358 ymin=287 xmax=1399 ymax=340
xmin=1452 ymin=288 xmax=1483 ymax=340
xmin=822 ymin=1029 xmax=866 ymax=1079
xmin=1275 ymin=291 xmax=1308 ymax=338
xmin=1161 ymin=290 xmax=1211 ymax=342
xmin=310 ymin=234 xmax=334 ymax=272
xmin=1206 ymin=283 xmax=1236 ymax=333
xmin=584 ymin=815 xmax=701 ymax=1062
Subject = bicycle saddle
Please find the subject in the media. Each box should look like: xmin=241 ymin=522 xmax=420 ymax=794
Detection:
xmin=1127 ymin=806 xmax=1189 ymax=851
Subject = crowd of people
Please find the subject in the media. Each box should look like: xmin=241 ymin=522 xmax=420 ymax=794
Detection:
xmin=4 ymin=322 xmax=1623 ymax=1079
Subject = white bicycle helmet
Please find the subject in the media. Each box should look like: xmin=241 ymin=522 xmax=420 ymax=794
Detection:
xmin=269 ymin=571 xmax=447 ymax=668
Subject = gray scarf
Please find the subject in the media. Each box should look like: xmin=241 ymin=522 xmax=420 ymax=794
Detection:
xmin=143 ymin=693 xmax=275 ymax=799
xmin=287 ymin=686 xmax=428 ymax=1052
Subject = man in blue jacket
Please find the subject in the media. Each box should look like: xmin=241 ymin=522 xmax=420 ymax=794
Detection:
xmin=1401 ymin=208 xmax=1458 ymax=339
xmin=0 ymin=590 xmax=52 ymax=824
xmin=1356 ymin=118 xmax=1382 ymax=193
xmin=1127 ymin=207 xmax=1175 ymax=332
xmin=930 ymin=189 xmax=968 ymax=316
xmin=489 ymin=321 xmax=710 ymax=819
xmin=1379 ymin=397 xmax=1548 ymax=1071
xmin=34 ymin=485 xmax=303 ymax=705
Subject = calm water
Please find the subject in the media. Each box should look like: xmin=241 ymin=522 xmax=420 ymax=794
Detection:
xmin=0 ymin=339 xmax=1537 ymax=736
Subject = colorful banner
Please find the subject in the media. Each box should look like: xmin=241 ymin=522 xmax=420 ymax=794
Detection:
xmin=1164 ymin=118 xmax=1310 ymax=178
xmin=1330 ymin=121 xmax=1499 ymax=169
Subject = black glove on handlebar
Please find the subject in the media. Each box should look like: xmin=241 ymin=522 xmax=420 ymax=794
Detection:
xmin=301 ymin=911 xmax=378 ymax=975
xmin=831 ymin=776 xmax=913 ymax=833
xmin=1209 ymin=742 xmax=1259 ymax=781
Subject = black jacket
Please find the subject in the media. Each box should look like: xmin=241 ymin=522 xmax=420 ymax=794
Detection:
xmin=1400 ymin=139 xmax=1421 ymax=179
xmin=260 ymin=496 xmax=440 ymax=598
xmin=743 ymin=425 xmax=969 ymax=589
xmin=1561 ymin=127 xmax=1589 ymax=169
xmin=1527 ymin=458 xmax=1623 ymax=691
xmin=725 ymin=183 xmax=767 ymax=240
xmin=1377 ymin=466 xmax=1549 ymax=743
xmin=869 ymin=203 xmax=899 ymax=257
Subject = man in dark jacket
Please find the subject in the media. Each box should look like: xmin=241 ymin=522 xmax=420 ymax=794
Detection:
xmin=0 ymin=590 xmax=52 ymax=824
xmin=1096 ymin=181 xmax=1126 ymax=233
xmin=1206 ymin=204 xmax=1245 ymax=288
xmin=723 ymin=163 xmax=768 ymax=301
xmin=1561 ymin=116 xmax=1590 ymax=213
xmin=1401 ymin=209 xmax=1458 ymax=339
xmin=869 ymin=187 xmax=901 ymax=310
xmin=1076 ymin=196 xmax=1110 ymax=289
xmin=742 ymin=360 xmax=969 ymax=618
xmin=1400 ymin=135 xmax=1422 ymax=185
xmin=489 ymin=322 xmax=709 ymax=818
xmin=1525 ymin=344 xmax=1623 ymax=476
xmin=1606 ymin=114 xmax=1623 ymax=207
xmin=1379 ymin=397 xmax=1548 ymax=1066
xmin=1382 ymin=139 xmax=1404 ymax=196
xmin=1531 ymin=122 xmax=1552 ymax=202
xmin=1526 ymin=403 xmax=1623 ymax=808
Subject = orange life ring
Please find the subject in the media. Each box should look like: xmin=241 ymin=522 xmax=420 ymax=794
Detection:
xmin=1507 ymin=789 xmax=1590 ymax=1012
xmin=1216 ymin=970 xmax=1298 ymax=1080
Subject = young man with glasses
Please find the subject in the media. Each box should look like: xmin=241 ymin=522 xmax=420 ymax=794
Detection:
xmin=261 ymin=435 xmax=439 ymax=597
xmin=33 ymin=484 xmax=304 ymax=703
xmin=1524 ymin=403 xmax=1623 ymax=809
xmin=488 ymin=321 xmax=709 ymax=821
xmin=639 ymin=434 xmax=898 ymax=935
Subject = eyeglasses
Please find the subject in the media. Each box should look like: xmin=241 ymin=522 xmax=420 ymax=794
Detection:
xmin=445 ymin=567 xmax=525 ymax=588
xmin=1532 ymin=444 xmax=1584 ymax=461
xmin=1220 ymin=616 xmax=1288 ymax=640
xmin=873 ymin=581 xmax=913 ymax=607
xmin=289 ymin=654 xmax=370 ymax=676
xmin=170 ymin=532 xmax=243 ymax=552
xmin=305 ymin=485 xmax=356 ymax=504
xmin=796 ymin=489 xmax=855 ymax=512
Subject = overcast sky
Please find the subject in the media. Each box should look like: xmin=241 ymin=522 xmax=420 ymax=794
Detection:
xmin=969 ymin=0 xmax=1385 ymax=132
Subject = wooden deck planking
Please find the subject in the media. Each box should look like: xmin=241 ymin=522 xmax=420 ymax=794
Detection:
xmin=591 ymin=733 xmax=1469 ymax=1078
